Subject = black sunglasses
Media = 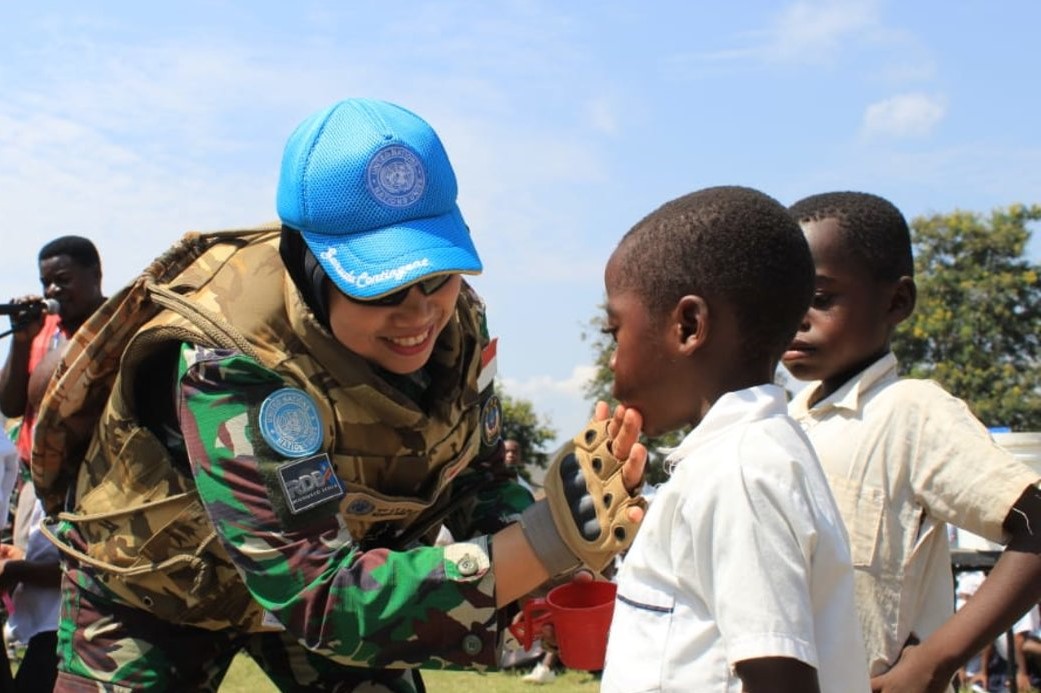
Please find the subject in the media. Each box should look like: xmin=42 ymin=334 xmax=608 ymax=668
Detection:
xmin=345 ymin=273 xmax=455 ymax=307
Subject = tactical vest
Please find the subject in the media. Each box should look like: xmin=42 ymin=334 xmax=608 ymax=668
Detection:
xmin=34 ymin=227 xmax=488 ymax=631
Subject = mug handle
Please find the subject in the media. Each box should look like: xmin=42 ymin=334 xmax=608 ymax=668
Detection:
xmin=508 ymin=597 xmax=553 ymax=650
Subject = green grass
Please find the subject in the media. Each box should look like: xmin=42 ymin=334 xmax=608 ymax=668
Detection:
xmin=220 ymin=654 xmax=601 ymax=692
xmin=423 ymin=669 xmax=601 ymax=692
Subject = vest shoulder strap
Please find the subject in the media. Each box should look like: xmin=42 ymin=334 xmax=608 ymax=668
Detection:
xmin=31 ymin=226 xmax=278 ymax=514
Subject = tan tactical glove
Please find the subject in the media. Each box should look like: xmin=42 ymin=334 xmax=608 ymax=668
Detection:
xmin=519 ymin=418 xmax=646 ymax=575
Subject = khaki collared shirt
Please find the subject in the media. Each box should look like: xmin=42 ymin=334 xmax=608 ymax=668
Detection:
xmin=789 ymin=352 xmax=1040 ymax=676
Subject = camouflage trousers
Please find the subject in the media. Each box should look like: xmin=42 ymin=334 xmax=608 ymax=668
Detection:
xmin=55 ymin=563 xmax=426 ymax=692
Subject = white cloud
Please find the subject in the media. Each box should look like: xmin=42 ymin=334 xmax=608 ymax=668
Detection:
xmin=877 ymin=60 xmax=937 ymax=84
xmin=671 ymin=0 xmax=933 ymax=88
xmin=585 ymin=98 xmax=619 ymax=136
xmin=501 ymin=364 xmax=598 ymax=401
xmin=0 ymin=16 xmax=616 ymax=303
xmin=764 ymin=0 xmax=882 ymax=64
xmin=500 ymin=365 xmax=600 ymax=449
xmin=862 ymin=93 xmax=946 ymax=137
xmin=851 ymin=142 xmax=1041 ymax=208
xmin=689 ymin=0 xmax=882 ymax=67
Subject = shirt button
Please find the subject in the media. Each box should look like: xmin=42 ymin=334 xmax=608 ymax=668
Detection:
xmin=461 ymin=633 xmax=482 ymax=656
xmin=457 ymin=555 xmax=478 ymax=576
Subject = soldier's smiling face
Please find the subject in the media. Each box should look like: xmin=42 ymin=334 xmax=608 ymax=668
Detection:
xmin=326 ymin=275 xmax=462 ymax=374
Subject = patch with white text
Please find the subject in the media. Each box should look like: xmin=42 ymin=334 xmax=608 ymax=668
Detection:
xmin=276 ymin=453 xmax=345 ymax=514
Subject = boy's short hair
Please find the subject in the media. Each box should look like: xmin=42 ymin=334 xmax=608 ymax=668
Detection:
xmin=39 ymin=235 xmax=101 ymax=270
xmin=788 ymin=191 xmax=913 ymax=281
xmin=616 ymin=185 xmax=814 ymax=365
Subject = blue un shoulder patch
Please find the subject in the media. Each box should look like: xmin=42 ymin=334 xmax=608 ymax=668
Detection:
xmin=259 ymin=388 xmax=323 ymax=458
xmin=276 ymin=453 xmax=345 ymax=514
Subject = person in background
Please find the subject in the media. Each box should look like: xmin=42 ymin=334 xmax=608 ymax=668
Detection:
xmin=0 ymin=483 xmax=61 ymax=693
xmin=0 ymin=418 xmax=16 ymax=693
xmin=783 ymin=191 xmax=1041 ymax=692
xmin=500 ymin=437 xmax=556 ymax=684
xmin=0 ymin=236 xmax=105 ymax=468
xmin=0 ymin=236 xmax=104 ymax=692
xmin=0 ymin=418 xmax=18 ymax=542
xmin=504 ymin=438 xmax=536 ymax=498
xmin=521 ymin=641 xmax=560 ymax=685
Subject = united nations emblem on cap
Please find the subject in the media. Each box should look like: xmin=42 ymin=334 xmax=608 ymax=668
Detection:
xmin=259 ymin=388 xmax=323 ymax=458
xmin=366 ymin=144 xmax=426 ymax=208
xmin=480 ymin=395 xmax=502 ymax=447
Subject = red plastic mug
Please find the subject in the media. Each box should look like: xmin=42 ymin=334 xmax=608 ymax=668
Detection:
xmin=509 ymin=580 xmax=617 ymax=671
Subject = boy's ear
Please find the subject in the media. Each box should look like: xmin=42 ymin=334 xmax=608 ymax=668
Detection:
xmin=675 ymin=295 xmax=709 ymax=355
xmin=888 ymin=276 xmax=917 ymax=325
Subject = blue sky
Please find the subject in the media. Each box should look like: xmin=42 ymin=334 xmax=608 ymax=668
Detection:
xmin=2 ymin=1 xmax=1040 ymax=451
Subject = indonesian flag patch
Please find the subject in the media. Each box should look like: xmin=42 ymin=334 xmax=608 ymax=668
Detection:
xmin=477 ymin=337 xmax=498 ymax=392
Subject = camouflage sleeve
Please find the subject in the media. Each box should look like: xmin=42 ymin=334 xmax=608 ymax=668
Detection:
xmin=176 ymin=343 xmax=505 ymax=670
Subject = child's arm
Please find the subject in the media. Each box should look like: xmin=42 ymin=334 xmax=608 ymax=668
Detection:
xmin=1013 ymin=632 xmax=1032 ymax=693
xmin=734 ymin=657 xmax=821 ymax=693
xmin=873 ymin=486 xmax=1041 ymax=693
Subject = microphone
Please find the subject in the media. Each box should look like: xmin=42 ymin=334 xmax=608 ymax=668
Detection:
xmin=0 ymin=298 xmax=60 ymax=317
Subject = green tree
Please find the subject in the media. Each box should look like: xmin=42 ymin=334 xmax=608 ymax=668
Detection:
xmin=581 ymin=312 xmax=682 ymax=486
xmin=495 ymin=385 xmax=557 ymax=478
xmin=893 ymin=203 xmax=1041 ymax=430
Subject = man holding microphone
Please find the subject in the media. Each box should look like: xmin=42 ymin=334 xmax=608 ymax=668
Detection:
xmin=0 ymin=235 xmax=104 ymax=691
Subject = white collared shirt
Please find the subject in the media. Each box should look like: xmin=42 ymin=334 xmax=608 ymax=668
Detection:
xmin=8 ymin=484 xmax=61 ymax=643
xmin=0 ymin=430 xmax=19 ymax=539
xmin=601 ymin=385 xmax=868 ymax=692
xmin=789 ymin=352 xmax=1040 ymax=675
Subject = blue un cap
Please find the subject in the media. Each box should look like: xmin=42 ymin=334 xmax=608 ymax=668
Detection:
xmin=277 ymin=98 xmax=483 ymax=300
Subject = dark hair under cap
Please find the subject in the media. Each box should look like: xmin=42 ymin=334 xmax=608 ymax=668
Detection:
xmin=279 ymin=227 xmax=331 ymax=329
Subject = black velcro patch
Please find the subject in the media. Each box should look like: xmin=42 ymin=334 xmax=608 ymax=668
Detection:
xmin=275 ymin=453 xmax=345 ymax=515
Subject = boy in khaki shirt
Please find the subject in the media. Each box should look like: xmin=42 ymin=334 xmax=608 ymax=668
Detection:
xmin=782 ymin=191 xmax=1041 ymax=692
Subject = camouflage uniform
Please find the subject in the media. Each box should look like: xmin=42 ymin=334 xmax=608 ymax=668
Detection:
xmin=36 ymin=229 xmax=532 ymax=691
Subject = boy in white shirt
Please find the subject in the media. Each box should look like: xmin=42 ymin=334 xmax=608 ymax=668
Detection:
xmin=599 ymin=186 xmax=869 ymax=692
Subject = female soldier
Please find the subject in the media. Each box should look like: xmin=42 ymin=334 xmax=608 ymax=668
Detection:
xmin=35 ymin=98 xmax=647 ymax=691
